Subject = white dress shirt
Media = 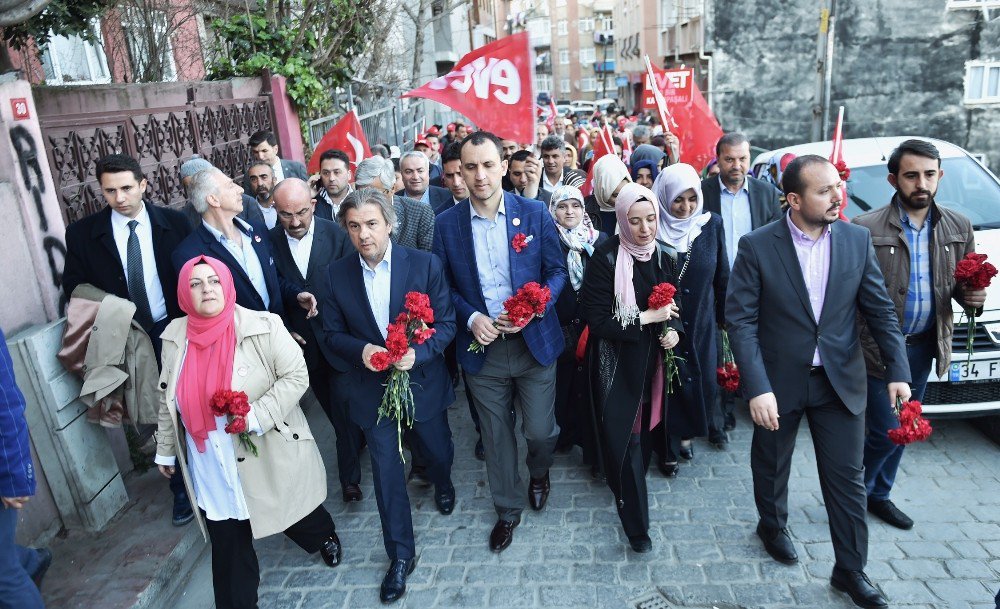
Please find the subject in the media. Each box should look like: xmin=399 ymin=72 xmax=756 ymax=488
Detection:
xmin=286 ymin=220 xmax=315 ymax=279
xmin=271 ymin=160 xmax=285 ymax=183
xmin=202 ymin=218 xmax=271 ymax=309
xmin=361 ymin=241 xmax=392 ymax=340
xmin=719 ymin=176 xmax=752 ymax=269
xmin=257 ymin=201 xmax=278 ymax=230
xmin=110 ymin=204 xmax=168 ymax=323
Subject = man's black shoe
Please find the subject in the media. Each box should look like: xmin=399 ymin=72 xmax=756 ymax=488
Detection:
xmin=380 ymin=558 xmax=415 ymax=604
xmin=831 ymin=567 xmax=888 ymax=609
xmin=342 ymin=483 xmax=363 ymax=503
xmin=709 ymin=430 xmax=729 ymax=449
xmin=172 ymin=492 xmax=194 ymax=527
xmin=657 ymin=460 xmax=679 ymax=478
xmin=756 ymin=522 xmax=798 ymax=564
xmin=867 ymin=499 xmax=913 ymax=530
xmin=320 ymin=533 xmax=342 ymax=567
xmin=31 ymin=548 xmax=52 ymax=589
xmin=724 ymin=412 xmax=736 ymax=431
xmin=435 ymin=483 xmax=456 ymax=515
xmin=407 ymin=465 xmax=431 ymax=487
xmin=628 ymin=534 xmax=652 ymax=553
xmin=474 ymin=438 xmax=485 ymax=461
xmin=489 ymin=517 xmax=520 ymax=553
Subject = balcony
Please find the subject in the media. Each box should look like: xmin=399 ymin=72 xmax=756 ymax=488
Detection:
xmin=593 ymin=60 xmax=615 ymax=73
xmin=594 ymin=30 xmax=613 ymax=45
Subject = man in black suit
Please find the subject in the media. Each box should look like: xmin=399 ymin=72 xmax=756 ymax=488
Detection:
xmin=701 ymin=132 xmax=783 ymax=442
xmin=312 ymin=149 xmax=353 ymax=221
xmin=243 ymin=129 xmax=308 ymax=192
xmin=726 ymin=155 xmax=910 ymax=609
xmin=396 ymin=151 xmax=452 ymax=212
xmin=507 ymin=150 xmax=551 ymax=204
xmin=172 ymin=167 xmax=317 ymax=319
xmin=538 ymin=135 xmax=585 ymax=192
xmin=269 ymin=178 xmax=365 ymax=503
xmin=62 ymin=153 xmax=194 ymax=526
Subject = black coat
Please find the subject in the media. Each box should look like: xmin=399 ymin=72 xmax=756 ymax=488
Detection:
xmin=62 ymin=204 xmax=191 ymax=318
xmin=269 ymin=218 xmax=355 ymax=371
xmin=579 ymin=236 xmax=684 ymax=503
xmin=670 ymin=214 xmax=729 ymax=439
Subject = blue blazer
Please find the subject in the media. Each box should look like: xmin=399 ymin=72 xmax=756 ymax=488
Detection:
xmin=320 ymin=245 xmax=457 ymax=428
xmin=171 ymin=218 xmax=300 ymax=317
xmin=432 ymin=191 xmax=568 ymax=375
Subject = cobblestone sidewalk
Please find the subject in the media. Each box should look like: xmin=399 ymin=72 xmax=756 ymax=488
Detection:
xmin=174 ymin=388 xmax=1000 ymax=609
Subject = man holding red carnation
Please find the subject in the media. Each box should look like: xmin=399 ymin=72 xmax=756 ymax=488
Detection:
xmin=853 ymin=140 xmax=987 ymax=532
xmin=433 ymin=131 xmax=568 ymax=554
xmin=320 ymin=188 xmax=457 ymax=604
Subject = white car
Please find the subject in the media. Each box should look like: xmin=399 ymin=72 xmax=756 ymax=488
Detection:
xmin=752 ymin=137 xmax=1000 ymax=418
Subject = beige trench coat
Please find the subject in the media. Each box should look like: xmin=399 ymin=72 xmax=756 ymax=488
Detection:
xmin=154 ymin=305 xmax=327 ymax=540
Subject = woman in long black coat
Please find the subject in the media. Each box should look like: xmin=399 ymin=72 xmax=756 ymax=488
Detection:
xmin=579 ymin=183 xmax=684 ymax=553
xmin=549 ymin=185 xmax=607 ymax=469
xmin=652 ymin=163 xmax=730 ymax=472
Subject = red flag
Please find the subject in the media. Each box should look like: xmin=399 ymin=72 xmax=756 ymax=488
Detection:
xmin=402 ymin=32 xmax=535 ymax=143
xmin=546 ymin=98 xmax=557 ymax=131
xmin=829 ymin=106 xmax=849 ymax=220
xmin=645 ymin=58 xmax=722 ymax=172
xmin=308 ymin=110 xmax=371 ymax=174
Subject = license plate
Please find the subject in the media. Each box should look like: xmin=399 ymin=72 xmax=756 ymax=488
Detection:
xmin=949 ymin=359 xmax=1000 ymax=383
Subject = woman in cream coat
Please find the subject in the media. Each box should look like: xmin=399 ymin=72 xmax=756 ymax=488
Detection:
xmin=155 ymin=255 xmax=340 ymax=609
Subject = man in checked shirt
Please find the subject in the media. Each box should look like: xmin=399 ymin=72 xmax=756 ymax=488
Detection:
xmin=853 ymin=139 xmax=987 ymax=531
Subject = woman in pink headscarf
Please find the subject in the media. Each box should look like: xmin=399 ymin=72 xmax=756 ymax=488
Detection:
xmin=579 ymin=183 xmax=683 ymax=553
xmin=154 ymin=255 xmax=339 ymax=609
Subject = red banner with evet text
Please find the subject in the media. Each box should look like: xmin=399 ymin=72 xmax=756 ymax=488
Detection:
xmin=643 ymin=63 xmax=722 ymax=172
xmin=308 ymin=110 xmax=371 ymax=174
xmin=402 ymin=32 xmax=535 ymax=144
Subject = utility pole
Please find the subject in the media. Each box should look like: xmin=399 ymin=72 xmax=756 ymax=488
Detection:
xmin=811 ymin=0 xmax=831 ymax=142
xmin=821 ymin=0 xmax=838 ymax=140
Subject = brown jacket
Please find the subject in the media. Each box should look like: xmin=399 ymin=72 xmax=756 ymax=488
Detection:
xmin=853 ymin=198 xmax=977 ymax=378
xmin=154 ymin=306 xmax=326 ymax=540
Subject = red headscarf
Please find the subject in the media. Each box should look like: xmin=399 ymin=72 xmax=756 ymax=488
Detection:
xmin=175 ymin=256 xmax=237 ymax=453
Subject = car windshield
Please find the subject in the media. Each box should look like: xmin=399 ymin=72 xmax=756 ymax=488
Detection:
xmin=845 ymin=157 xmax=1000 ymax=228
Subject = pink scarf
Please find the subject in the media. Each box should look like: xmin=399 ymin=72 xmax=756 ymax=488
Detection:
xmin=612 ymin=183 xmax=660 ymax=327
xmin=175 ymin=256 xmax=237 ymax=453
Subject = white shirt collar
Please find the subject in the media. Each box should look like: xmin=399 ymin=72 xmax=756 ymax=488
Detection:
xmin=110 ymin=202 xmax=149 ymax=230
xmin=719 ymin=174 xmax=749 ymax=195
xmin=360 ymin=239 xmax=392 ymax=272
xmin=203 ymin=216 xmax=252 ymax=242
xmin=470 ymin=196 xmax=506 ymax=221
xmin=286 ymin=219 xmax=315 ymax=243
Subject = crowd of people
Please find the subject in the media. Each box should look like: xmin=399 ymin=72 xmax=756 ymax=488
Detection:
xmin=0 ymin=108 xmax=990 ymax=609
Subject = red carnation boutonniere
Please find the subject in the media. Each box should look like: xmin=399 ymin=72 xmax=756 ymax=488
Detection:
xmin=511 ymin=232 xmax=534 ymax=253
xmin=209 ymin=389 xmax=258 ymax=456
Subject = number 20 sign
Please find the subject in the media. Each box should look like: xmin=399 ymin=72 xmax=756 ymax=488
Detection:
xmin=11 ymin=98 xmax=29 ymax=120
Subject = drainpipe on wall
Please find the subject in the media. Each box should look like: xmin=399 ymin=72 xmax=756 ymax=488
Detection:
xmin=699 ymin=0 xmax=713 ymax=111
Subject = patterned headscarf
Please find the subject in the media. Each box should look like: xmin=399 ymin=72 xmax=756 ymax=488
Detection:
xmin=548 ymin=185 xmax=599 ymax=292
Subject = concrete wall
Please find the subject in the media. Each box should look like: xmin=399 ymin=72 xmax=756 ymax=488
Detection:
xmin=705 ymin=0 xmax=1000 ymax=173
xmin=0 ymin=80 xmax=67 ymax=542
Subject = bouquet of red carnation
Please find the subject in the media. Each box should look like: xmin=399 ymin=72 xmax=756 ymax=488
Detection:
xmin=716 ymin=329 xmax=740 ymax=394
xmin=887 ymin=398 xmax=933 ymax=446
xmin=953 ymin=252 xmax=997 ymax=364
xmin=468 ymin=282 xmax=551 ymax=352
xmin=209 ymin=389 xmax=258 ymax=457
xmin=370 ymin=291 xmax=437 ymax=460
xmin=648 ymin=283 xmax=684 ymax=393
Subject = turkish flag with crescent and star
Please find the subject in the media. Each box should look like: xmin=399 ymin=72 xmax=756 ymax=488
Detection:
xmin=308 ymin=110 xmax=371 ymax=174
xmin=402 ymin=32 xmax=536 ymax=144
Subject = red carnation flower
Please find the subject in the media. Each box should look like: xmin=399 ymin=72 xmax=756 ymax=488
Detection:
xmin=405 ymin=292 xmax=434 ymax=324
xmin=648 ymin=283 xmax=677 ymax=310
xmin=412 ymin=326 xmax=436 ymax=345
xmin=225 ymin=415 xmax=248 ymax=434
xmin=209 ymin=390 xmax=233 ymax=417
xmin=370 ymin=351 xmax=392 ymax=372
xmin=888 ymin=400 xmax=933 ymax=445
xmin=511 ymin=233 xmax=532 ymax=253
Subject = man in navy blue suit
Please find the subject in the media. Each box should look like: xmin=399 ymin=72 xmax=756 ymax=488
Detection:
xmin=322 ymin=188 xmax=456 ymax=604
xmin=433 ymin=131 xmax=568 ymax=554
xmin=172 ymin=168 xmax=317 ymax=319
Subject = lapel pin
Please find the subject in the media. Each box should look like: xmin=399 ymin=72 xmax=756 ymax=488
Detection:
xmin=254 ymin=235 xmax=262 ymax=243
xmin=512 ymin=218 xmax=521 ymax=227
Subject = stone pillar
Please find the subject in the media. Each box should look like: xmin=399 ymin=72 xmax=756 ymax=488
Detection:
xmin=270 ymin=73 xmax=307 ymax=163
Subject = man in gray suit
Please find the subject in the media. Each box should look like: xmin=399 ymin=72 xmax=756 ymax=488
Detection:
xmin=356 ymin=156 xmax=435 ymax=252
xmin=243 ymin=129 xmax=308 ymax=192
xmin=726 ymin=155 xmax=910 ymax=609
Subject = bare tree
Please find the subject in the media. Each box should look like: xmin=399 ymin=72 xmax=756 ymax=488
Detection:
xmin=100 ymin=0 xmax=202 ymax=83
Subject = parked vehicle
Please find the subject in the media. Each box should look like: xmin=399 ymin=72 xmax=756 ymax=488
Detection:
xmin=752 ymin=137 xmax=1000 ymax=418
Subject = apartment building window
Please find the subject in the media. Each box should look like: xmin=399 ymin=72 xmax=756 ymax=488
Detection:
xmin=581 ymin=77 xmax=597 ymax=92
xmin=579 ymin=18 xmax=594 ymax=32
xmin=580 ymin=47 xmax=596 ymax=63
xmin=560 ymin=78 xmax=571 ymax=94
xmin=966 ymin=61 xmax=1000 ymax=103
xmin=557 ymin=20 xmax=568 ymax=36
xmin=536 ymin=74 xmax=553 ymax=96
xmin=40 ymin=29 xmax=111 ymax=85
xmin=601 ymin=15 xmax=614 ymax=31
xmin=559 ymin=50 xmax=570 ymax=64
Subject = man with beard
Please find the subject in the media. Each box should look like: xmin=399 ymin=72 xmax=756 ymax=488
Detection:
xmin=397 ymin=151 xmax=452 ymax=214
xmin=701 ymin=132 xmax=783 ymax=444
xmin=439 ymin=142 xmax=469 ymax=210
xmin=852 ymin=140 xmax=986 ymax=531
xmin=313 ymin=149 xmax=353 ymax=221
xmin=726 ymin=155 xmax=909 ymax=609
xmin=247 ymin=161 xmax=278 ymax=229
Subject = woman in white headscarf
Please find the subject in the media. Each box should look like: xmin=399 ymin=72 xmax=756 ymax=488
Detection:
xmin=652 ymin=163 xmax=730 ymax=475
xmin=591 ymin=155 xmax=632 ymax=234
xmin=548 ymin=185 xmax=607 ymax=469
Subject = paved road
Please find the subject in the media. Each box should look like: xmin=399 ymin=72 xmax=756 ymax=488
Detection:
xmin=173 ymin=387 xmax=1000 ymax=609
